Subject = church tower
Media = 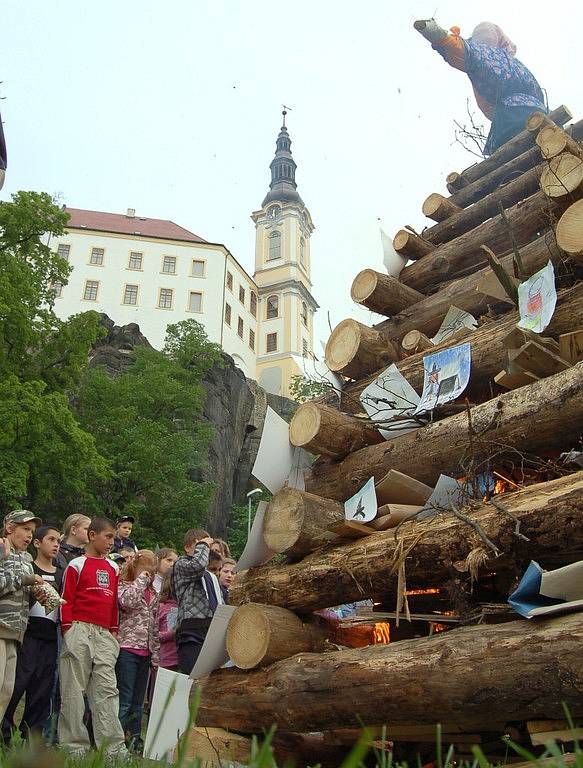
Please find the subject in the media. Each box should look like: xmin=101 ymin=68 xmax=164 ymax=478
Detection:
xmin=252 ymin=111 xmax=318 ymax=397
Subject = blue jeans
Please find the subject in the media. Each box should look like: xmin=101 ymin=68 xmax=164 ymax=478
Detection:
xmin=115 ymin=649 xmax=151 ymax=741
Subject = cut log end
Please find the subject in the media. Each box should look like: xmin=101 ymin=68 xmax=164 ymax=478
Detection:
xmin=226 ymin=604 xmax=272 ymax=669
xmin=401 ymin=329 xmax=434 ymax=354
xmin=526 ymin=111 xmax=551 ymax=133
xmin=422 ymin=193 xmax=462 ymax=222
xmin=556 ymin=199 xmax=583 ymax=259
xmin=350 ymin=269 xmax=425 ymax=316
xmin=446 ymin=170 xmax=467 ymax=192
xmin=290 ymin=402 xmax=321 ymax=449
xmin=350 ymin=269 xmax=379 ymax=303
xmin=393 ymin=229 xmax=433 ymax=260
xmin=325 ymin=318 xmax=398 ymax=379
xmin=540 ymin=153 xmax=583 ymax=199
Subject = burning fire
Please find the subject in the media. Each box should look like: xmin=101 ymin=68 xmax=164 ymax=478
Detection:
xmin=373 ymin=622 xmax=391 ymax=644
xmin=405 ymin=588 xmax=441 ymax=596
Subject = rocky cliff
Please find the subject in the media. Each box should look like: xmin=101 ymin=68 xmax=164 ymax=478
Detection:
xmin=91 ymin=316 xmax=295 ymax=535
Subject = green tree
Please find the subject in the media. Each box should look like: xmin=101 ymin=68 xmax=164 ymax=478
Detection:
xmin=76 ymin=320 xmax=223 ymax=548
xmin=289 ymin=374 xmax=332 ymax=403
xmin=0 ymin=192 xmax=108 ymax=514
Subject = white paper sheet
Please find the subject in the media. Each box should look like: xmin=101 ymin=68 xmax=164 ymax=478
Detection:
xmin=359 ymin=364 xmax=421 ymax=439
xmin=417 ymin=474 xmax=470 ymax=520
xmin=144 ymin=668 xmax=193 ymax=762
xmin=540 ymin=561 xmax=583 ymax=601
xmin=287 ymin=447 xmax=312 ymax=491
xmin=235 ymin=501 xmax=275 ymax=572
xmin=381 ymin=227 xmax=407 ymax=278
xmin=414 ymin=343 xmax=471 ymax=414
xmin=431 ymin=306 xmax=478 ymax=345
xmin=189 ymin=604 xmax=237 ymax=680
xmin=344 ymin=477 xmax=377 ymax=523
xmin=518 ymin=260 xmax=557 ymax=333
xmin=251 ymin=407 xmax=294 ymax=494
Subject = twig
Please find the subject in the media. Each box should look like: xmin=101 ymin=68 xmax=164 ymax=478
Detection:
xmin=449 ymin=503 xmax=501 ymax=556
xmin=480 ymin=245 xmax=519 ymax=306
xmin=489 ymin=497 xmax=530 ymax=541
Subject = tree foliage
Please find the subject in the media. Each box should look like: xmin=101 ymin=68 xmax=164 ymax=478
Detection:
xmin=289 ymin=374 xmax=332 ymax=403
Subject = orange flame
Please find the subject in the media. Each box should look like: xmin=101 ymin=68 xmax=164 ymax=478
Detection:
xmin=373 ymin=622 xmax=391 ymax=644
xmin=405 ymin=588 xmax=441 ymax=596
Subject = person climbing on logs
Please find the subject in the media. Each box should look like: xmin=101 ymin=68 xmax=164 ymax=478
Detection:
xmin=414 ymin=19 xmax=547 ymax=155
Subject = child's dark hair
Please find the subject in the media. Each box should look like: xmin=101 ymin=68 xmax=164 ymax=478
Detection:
xmin=159 ymin=570 xmax=174 ymax=603
xmin=33 ymin=525 xmax=61 ymax=543
xmin=89 ymin=517 xmax=116 ymax=535
xmin=183 ymin=528 xmax=210 ymax=548
xmin=209 ymin=549 xmax=222 ymax=566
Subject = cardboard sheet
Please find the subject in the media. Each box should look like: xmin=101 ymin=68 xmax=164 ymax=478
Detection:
xmin=190 ymin=604 xmax=237 ymax=680
xmin=144 ymin=668 xmax=193 ymax=762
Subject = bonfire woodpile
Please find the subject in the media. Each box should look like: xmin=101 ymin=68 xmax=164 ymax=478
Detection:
xmin=186 ymin=107 xmax=583 ymax=765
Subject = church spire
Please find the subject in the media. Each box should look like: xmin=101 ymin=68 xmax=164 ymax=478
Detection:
xmin=261 ymin=109 xmax=304 ymax=208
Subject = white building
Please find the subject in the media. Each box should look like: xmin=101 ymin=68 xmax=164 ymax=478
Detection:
xmin=52 ymin=207 xmax=258 ymax=377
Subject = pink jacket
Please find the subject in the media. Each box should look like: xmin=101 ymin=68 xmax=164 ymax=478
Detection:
xmin=118 ymin=572 xmax=160 ymax=666
xmin=158 ymin=599 xmax=179 ymax=669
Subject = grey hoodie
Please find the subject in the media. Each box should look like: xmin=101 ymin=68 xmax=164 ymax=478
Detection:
xmin=0 ymin=550 xmax=36 ymax=642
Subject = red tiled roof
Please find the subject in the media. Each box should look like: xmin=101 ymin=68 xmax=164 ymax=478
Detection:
xmin=64 ymin=207 xmax=208 ymax=244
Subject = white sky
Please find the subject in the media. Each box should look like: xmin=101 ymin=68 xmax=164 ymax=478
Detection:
xmin=3 ymin=0 xmax=583 ymax=351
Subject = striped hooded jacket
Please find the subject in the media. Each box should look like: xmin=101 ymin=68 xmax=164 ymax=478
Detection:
xmin=0 ymin=551 xmax=36 ymax=642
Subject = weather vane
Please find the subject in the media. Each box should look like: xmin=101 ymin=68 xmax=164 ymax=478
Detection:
xmin=282 ymin=104 xmax=293 ymax=125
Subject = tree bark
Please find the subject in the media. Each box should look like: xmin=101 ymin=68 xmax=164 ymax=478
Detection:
xmin=307 ymin=363 xmax=583 ymax=500
xmin=539 ymin=153 xmax=583 ymax=199
xmin=342 ymin=281 xmax=583 ymax=414
xmin=262 ymin=487 xmax=344 ymax=559
xmin=447 ymin=105 xmax=572 ymax=189
xmin=350 ymin=269 xmax=425 ymax=316
xmin=399 ymin=189 xmax=569 ymax=294
xmin=556 ymin=199 xmax=583 ymax=260
xmin=195 ymin=612 xmax=583 ymax=733
xmin=230 ymin=471 xmax=583 ymax=613
xmin=373 ymin=231 xmax=563 ymax=344
xmin=325 ymin=319 xmax=400 ymax=379
xmin=289 ymin=402 xmax=383 ymax=460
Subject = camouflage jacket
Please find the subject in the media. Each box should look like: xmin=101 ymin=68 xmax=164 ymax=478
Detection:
xmin=0 ymin=550 xmax=36 ymax=642
xmin=117 ymin=571 xmax=160 ymax=665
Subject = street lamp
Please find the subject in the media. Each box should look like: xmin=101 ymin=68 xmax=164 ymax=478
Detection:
xmin=246 ymin=488 xmax=263 ymax=537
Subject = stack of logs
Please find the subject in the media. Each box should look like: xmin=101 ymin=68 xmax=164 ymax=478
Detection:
xmin=184 ymin=107 xmax=583 ymax=765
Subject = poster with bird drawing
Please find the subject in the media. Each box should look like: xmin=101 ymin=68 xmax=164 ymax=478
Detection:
xmin=344 ymin=477 xmax=377 ymax=523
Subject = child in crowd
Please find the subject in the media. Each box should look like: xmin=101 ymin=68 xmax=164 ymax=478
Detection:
xmin=56 ymin=514 xmax=90 ymax=569
xmin=218 ymin=558 xmax=236 ymax=603
xmin=0 ymin=510 xmax=44 ymax=724
xmin=119 ymin=546 xmax=136 ymax=564
xmin=2 ymin=525 xmax=63 ymax=739
xmin=211 ymin=539 xmax=231 ymax=559
xmin=117 ymin=549 xmax=159 ymax=754
xmin=153 ymin=547 xmax=178 ymax=594
xmin=207 ymin=549 xmax=223 ymax=576
xmin=172 ymin=529 xmax=223 ymax=674
xmin=113 ymin=516 xmax=137 ymax=554
xmin=59 ymin=517 xmax=126 ymax=757
xmin=157 ymin=571 xmax=178 ymax=671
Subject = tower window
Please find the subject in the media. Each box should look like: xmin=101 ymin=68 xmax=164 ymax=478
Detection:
xmin=266 ymin=295 xmax=279 ymax=319
xmin=302 ymin=339 xmax=309 ymax=357
xmin=237 ymin=317 xmax=244 ymax=338
xmin=300 ymin=237 xmax=305 ymax=265
xmin=268 ymin=231 xmax=281 ymax=261
xmin=301 ymin=301 xmax=308 ymax=326
xmin=266 ymin=332 xmax=278 ymax=353
xmin=250 ymin=291 xmax=257 ymax=318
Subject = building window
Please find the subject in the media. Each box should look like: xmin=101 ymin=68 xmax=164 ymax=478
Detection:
xmin=266 ymin=295 xmax=279 ymax=319
xmin=158 ymin=288 xmax=173 ymax=309
xmin=266 ymin=332 xmax=278 ymax=353
xmin=250 ymin=291 xmax=257 ymax=318
xmin=239 ymin=285 xmax=245 ymax=305
xmin=249 ymin=328 xmax=255 ymax=351
xmin=162 ymin=255 xmax=177 ymax=274
xmin=226 ymin=271 xmax=233 ymax=291
xmin=123 ymin=284 xmax=138 ymax=305
xmin=300 ymin=237 xmax=305 ymax=265
xmin=51 ymin=282 xmax=63 ymax=298
xmin=83 ymin=280 xmax=99 ymax=301
xmin=89 ymin=247 xmax=104 ymax=265
xmin=268 ymin=231 xmax=281 ymax=261
xmin=302 ymin=339 xmax=309 ymax=357
xmin=301 ymin=301 xmax=308 ymax=326
xmin=128 ymin=251 xmax=143 ymax=270
xmin=225 ymin=303 xmax=232 ymax=326
xmin=237 ymin=317 xmax=244 ymax=338
xmin=57 ymin=244 xmax=70 ymax=261
xmin=189 ymin=291 xmax=203 ymax=312
xmin=192 ymin=259 xmax=205 ymax=277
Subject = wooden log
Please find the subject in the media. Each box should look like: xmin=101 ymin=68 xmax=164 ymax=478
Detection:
xmin=230 ymin=472 xmax=583 ymax=613
xmin=226 ymin=603 xmax=315 ymax=669
xmin=393 ymin=229 xmax=434 ymax=259
xmin=556 ymin=199 xmax=583 ymax=260
xmin=401 ymin=329 xmax=434 ymax=354
xmin=289 ymin=402 xmax=383 ymax=460
xmin=446 ymin=170 xmax=466 ymax=192
xmin=448 ymin=105 xmax=572 ymax=188
xmin=540 ymin=152 xmax=583 ymax=198
xmin=373 ymin=230 xmax=564 ymax=344
xmin=350 ymin=269 xmax=424 ymax=317
xmin=399 ymin=189 xmax=570 ymax=293
xmin=375 ymin=469 xmax=432 ymax=505
xmin=526 ymin=111 xmax=557 ymax=133
xmin=195 ymin=612 xmax=583 ymax=733
xmin=368 ymin=504 xmax=421 ymax=530
xmin=559 ymin=330 xmax=583 ymax=364
xmin=328 ymin=520 xmax=374 ymax=539
xmin=527 ymin=720 xmax=583 ymax=746
xmin=307 ymin=363 xmax=583 ymax=500
xmin=343 ymin=281 xmax=583 ymax=414
xmin=262 ymin=487 xmax=343 ymax=559
xmin=422 ymin=163 xmax=544 ymax=247
xmin=422 ymin=193 xmax=462 ymax=222
xmin=324 ymin=319 xmax=399 ymax=379
xmin=536 ymin=124 xmax=583 ymax=160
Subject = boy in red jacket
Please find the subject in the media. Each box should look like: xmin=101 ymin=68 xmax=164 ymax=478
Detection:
xmin=58 ymin=518 xmax=126 ymax=757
